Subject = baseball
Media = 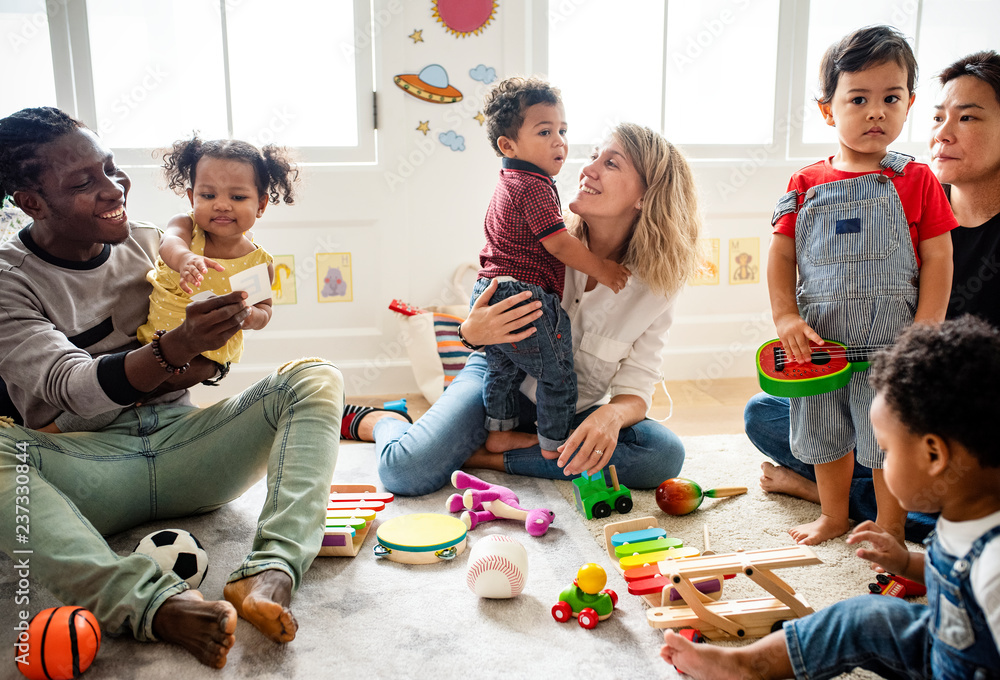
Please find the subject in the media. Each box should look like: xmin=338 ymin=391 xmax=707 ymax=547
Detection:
xmin=465 ymin=535 xmax=528 ymax=598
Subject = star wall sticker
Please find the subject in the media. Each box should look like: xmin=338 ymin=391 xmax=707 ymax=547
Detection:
xmin=416 ymin=121 xmax=430 ymax=135
xmin=474 ymin=112 xmax=485 ymax=126
xmin=409 ymin=29 xmax=424 ymax=43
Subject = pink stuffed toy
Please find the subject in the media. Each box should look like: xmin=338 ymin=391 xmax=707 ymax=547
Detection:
xmin=446 ymin=470 xmax=554 ymax=537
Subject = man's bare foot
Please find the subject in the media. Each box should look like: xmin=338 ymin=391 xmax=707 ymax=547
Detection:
xmin=760 ymin=462 xmax=821 ymax=504
xmin=152 ymin=589 xmax=236 ymax=668
xmin=789 ymin=513 xmax=850 ymax=545
xmin=223 ymin=570 xmax=297 ymax=643
xmin=660 ymin=630 xmax=748 ymax=679
xmin=485 ymin=430 xmax=539 ymax=453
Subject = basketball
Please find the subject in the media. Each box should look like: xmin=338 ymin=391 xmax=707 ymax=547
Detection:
xmin=15 ymin=606 xmax=101 ymax=680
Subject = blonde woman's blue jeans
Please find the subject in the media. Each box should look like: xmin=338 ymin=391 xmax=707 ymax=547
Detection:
xmin=376 ymin=352 xmax=685 ymax=496
xmin=0 ymin=360 xmax=343 ymax=642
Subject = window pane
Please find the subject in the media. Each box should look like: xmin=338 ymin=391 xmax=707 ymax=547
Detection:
xmin=801 ymin=3 xmax=918 ymax=145
xmin=87 ymin=0 xmax=228 ymax=148
xmin=664 ymin=0 xmax=780 ymax=145
xmin=0 ymin=0 xmax=57 ymax=114
xmin=548 ymin=0 xmax=664 ymax=146
xmin=907 ymin=0 xmax=1000 ymax=147
xmin=227 ymin=0 xmax=358 ymax=148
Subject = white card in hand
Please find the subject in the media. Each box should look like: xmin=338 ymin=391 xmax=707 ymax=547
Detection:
xmin=228 ymin=262 xmax=272 ymax=306
xmin=189 ymin=291 xmax=218 ymax=302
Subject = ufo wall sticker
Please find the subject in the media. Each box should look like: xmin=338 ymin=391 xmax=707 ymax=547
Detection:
xmin=433 ymin=0 xmax=498 ymax=38
xmin=394 ymin=64 xmax=463 ymax=103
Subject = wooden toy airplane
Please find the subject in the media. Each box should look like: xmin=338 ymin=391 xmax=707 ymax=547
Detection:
xmin=321 ymin=485 xmax=395 ymax=557
xmin=604 ymin=516 xmax=821 ymax=640
xmin=643 ymin=546 xmax=821 ymax=639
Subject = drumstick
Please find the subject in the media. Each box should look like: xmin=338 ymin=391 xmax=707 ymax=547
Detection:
xmin=702 ymin=524 xmax=715 ymax=556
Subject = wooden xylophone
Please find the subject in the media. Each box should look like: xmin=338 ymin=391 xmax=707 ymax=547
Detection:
xmin=321 ymin=484 xmax=395 ymax=557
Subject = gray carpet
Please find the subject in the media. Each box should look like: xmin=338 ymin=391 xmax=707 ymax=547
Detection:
xmin=2 ymin=435 xmax=911 ymax=679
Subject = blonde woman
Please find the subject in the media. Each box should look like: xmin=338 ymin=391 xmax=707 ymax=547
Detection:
xmin=362 ymin=123 xmax=701 ymax=495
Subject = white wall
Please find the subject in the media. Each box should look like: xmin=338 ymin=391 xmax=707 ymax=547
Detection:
xmin=120 ymin=1 xmax=797 ymax=401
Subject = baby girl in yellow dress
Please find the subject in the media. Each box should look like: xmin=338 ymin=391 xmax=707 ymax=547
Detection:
xmin=138 ymin=135 xmax=298 ymax=367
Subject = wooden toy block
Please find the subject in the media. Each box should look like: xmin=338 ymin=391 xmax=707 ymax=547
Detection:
xmin=320 ymin=484 xmax=394 ymax=557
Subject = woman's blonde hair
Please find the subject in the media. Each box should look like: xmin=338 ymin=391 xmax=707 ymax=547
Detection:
xmin=567 ymin=122 xmax=701 ymax=297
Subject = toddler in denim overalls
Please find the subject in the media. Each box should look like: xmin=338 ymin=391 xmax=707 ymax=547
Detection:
xmin=660 ymin=318 xmax=1000 ymax=679
xmin=766 ymin=25 xmax=955 ymax=546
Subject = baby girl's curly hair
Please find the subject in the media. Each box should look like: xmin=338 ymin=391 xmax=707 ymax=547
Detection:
xmin=161 ymin=134 xmax=298 ymax=205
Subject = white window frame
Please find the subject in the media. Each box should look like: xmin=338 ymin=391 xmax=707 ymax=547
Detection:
xmin=786 ymin=0 xmax=931 ymax=161
xmin=46 ymin=0 xmax=376 ymax=166
xmin=541 ymin=0 xmax=942 ymax=163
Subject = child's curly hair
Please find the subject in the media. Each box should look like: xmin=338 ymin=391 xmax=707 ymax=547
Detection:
xmin=869 ymin=316 xmax=1000 ymax=468
xmin=483 ymin=77 xmax=561 ymax=157
xmin=161 ymin=134 xmax=298 ymax=205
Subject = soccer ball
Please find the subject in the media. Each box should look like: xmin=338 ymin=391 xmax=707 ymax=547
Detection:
xmin=133 ymin=529 xmax=209 ymax=589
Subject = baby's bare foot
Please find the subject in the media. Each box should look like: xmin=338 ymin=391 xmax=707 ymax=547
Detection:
xmin=661 ymin=630 xmax=749 ymax=679
xmin=224 ymin=569 xmax=297 ymax=643
xmin=789 ymin=513 xmax=850 ymax=545
xmin=152 ymin=590 xmax=237 ymax=668
xmin=760 ymin=462 xmax=821 ymax=504
xmin=485 ymin=430 xmax=539 ymax=453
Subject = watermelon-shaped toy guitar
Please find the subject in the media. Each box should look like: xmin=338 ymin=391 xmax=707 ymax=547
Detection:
xmin=756 ymin=338 xmax=889 ymax=398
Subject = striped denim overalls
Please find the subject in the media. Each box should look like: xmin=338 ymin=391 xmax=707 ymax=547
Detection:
xmin=925 ymin=525 xmax=1000 ymax=679
xmin=771 ymin=152 xmax=919 ymax=467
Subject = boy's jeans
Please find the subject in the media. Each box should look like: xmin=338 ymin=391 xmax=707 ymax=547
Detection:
xmin=472 ymin=277 xmax=576 ymax=452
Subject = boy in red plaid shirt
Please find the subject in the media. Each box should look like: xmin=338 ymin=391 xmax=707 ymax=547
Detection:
xmin=472 ymin=77 xmax=630 ymax=459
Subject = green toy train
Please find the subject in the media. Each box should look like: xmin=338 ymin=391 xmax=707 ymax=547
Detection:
xmin=572 ymin=464 xmax=633 ymax=520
